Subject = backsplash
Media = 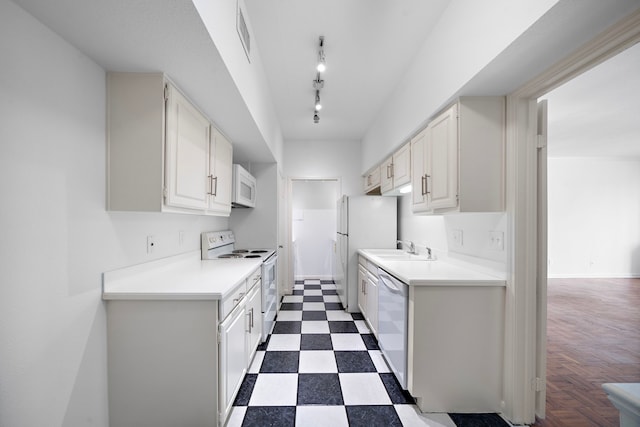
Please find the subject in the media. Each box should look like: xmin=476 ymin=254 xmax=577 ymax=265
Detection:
xmin=397 ymin=195 xmax=507 ymax=272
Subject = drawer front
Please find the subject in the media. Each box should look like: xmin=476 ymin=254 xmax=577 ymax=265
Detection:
xmin=248 ymin=268 xmax=261 ymax=291
xmin=220 ymin=280 xmax=248 ymax=320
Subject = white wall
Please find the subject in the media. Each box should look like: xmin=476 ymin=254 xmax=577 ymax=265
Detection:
xmin=548 ymin=157 xmax=640 ymax=277
xmin=192 ymin=0 xmax=284 ymax=165
xmin=361 ymin=0 xmax=558 ymax=172
xmin=229 ymin=162 xmax=278 ymax=249
xmin=292 ymin=181 xmax=338 ymax=279
xmin=284 ymin=139 xmax=361 ymax=196
xmin=397 ymin=195 xmax=508 ymax=269
xmin=0 ymin=3 xmax=228 ymax=426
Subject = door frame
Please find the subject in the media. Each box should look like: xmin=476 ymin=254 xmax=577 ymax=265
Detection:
xmin=504 ymin=9 xmax=640 ymax=424
xmin=285 ymin=177 xmax=342 ymax=294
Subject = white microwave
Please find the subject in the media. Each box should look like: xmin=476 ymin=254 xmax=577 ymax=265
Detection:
xmin=232 ymin=164 xmax=256 ymax=208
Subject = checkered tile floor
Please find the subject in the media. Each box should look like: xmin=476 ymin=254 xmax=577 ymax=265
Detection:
xmin=225 ymin=280 xmax=512 ymax=427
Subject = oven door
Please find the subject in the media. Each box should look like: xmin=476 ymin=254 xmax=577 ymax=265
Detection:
xmin=261 ymin=254 xmax=278 ymax=340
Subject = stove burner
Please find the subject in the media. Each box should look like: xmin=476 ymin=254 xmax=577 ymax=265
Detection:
xmin=245 ymin=255 xmax=261 ymax=258
xmin=250 ymin=250 xmax=268 ymax=253
xmin=232 ymin=249 xmax=249 ymax=253
xmin=218 ymin=253 xmax=244 ymax=259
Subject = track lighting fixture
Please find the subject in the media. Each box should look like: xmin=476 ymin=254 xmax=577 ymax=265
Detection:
xmin=313 ymin=36 xmax=325 ymax=123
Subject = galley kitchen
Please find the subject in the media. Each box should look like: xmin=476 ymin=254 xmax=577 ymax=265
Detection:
xmin=3 ymin=1 xmax=640 ymax=427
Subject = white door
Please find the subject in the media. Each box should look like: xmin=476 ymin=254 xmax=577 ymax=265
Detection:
xmin=164 ymin=84 xmax=210 ymax=210
xmin=246 ymin=284 xmax=262 ymax=364
xmin=428 ymin=104 xmax=458 ymax=210
xmin=208 ymin=128 xmax=232 ymax=214
xmin=366 ymin=271 xmax=379 ymax=336
xmin=536 ymin=100 xmax=548 ymax=418
xmin=218 ymin=304 xmax=247 ymax=424
xmin=411 ymin=127 xmax=429 ymax=212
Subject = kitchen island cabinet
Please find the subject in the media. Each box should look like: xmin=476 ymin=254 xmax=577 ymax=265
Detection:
xmin=358 ymin=249 xmax=505 ymax=413
xmin=103 ymin=253 xmax=262 ymax=427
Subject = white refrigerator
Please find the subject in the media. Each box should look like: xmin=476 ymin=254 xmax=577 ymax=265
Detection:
xmin=335 ymin=195 xmax=397 ymax=312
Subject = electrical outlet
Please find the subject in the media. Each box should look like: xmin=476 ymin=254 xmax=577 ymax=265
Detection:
xmin=147 ymin=235 xmax=156 ymax=254
xmin=452 ymin=229 xmax=463 ymax=248
xmin=489 ymin=231 xmax=504 ymax=251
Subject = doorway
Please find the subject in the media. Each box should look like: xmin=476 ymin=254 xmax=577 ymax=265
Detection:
xmin=505 ymin=10 xmax=640 ymax=424
xmin=533 ymin=40 xmax=640 ymax=426
xmin=290 ymin=179 xmax=339 ymax=282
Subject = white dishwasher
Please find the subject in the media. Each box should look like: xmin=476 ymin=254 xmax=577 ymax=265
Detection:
xmin=377 ymin=268 xmax=409 ymax=389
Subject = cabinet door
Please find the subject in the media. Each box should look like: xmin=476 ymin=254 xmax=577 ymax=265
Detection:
xmin=357 ymin=265 xmax=367 ymax=316
xmin=208 ymin=128 xmax=233 ymax=215
xmin=246 ymin=282 xmax=263 ymax=365
xmin=380 ymin=156 xmax=394 ymax=194
xmin=411 ymin=128 xmax=430 ymax=213
xmin=219 ymin=304 xmax=248 ymax=424
xmin=165 ymin=84 xmax=210 ymax=210
xmin=428 ymin=104 xmax=458 ymax=210
xmin=366 ymin=271 xmax=379 ymax=337
xmin=393 ymin=142 xmax=411 ymax=188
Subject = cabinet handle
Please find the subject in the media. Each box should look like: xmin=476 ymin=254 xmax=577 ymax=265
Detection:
xmin=421 ymin=175 xmax=426 ymax=195
xmin=212 ymin=176 xmax=218 ymax=196
xmin=425 ymin=174 xmax=431 ymax=195
xmin=246 ymin=311 xmax=252 ymax=332
xmin=250 ymin=308 xmax=254 ymax=328
xmin=207 ymin=175 xmax=213 ymax=195
xmin=390 ymin=163 xmax=394 ymax=178
xmin=386 ymin=164 xmax=391 ymax=179
xmin=233 ymin=292 xmax=245 ymax=305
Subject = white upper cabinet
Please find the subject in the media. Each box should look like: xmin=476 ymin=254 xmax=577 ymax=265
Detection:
xmin=381 ymin=142 xmax=411 ymax=195
xmin=363 ymin=165 xmax=381 ymax=195
xmin=165 ymin=83 xmax=211 ymax=210
xmin=411 ymin=97 xmax=504 ymax=214
xmin=208 ymin=128 xmax=233 ymax=215
xmin=107 ymin=72 xmax=233 ymax=216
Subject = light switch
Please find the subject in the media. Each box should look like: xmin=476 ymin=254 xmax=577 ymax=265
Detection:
xmin=452 ymin=229 xmax=463 ymax=248
xmin=489 ymin=231 xmax=504 ymax=251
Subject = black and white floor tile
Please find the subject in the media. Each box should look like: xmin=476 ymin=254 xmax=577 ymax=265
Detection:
xmin=226 ymin=280 xmax=512 ymax=427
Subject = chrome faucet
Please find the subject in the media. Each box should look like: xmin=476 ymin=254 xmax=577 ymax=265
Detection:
xmin=425 ymin=246 xmax=433 ymax=259
xmin=397 ymin=240 xmax=416 ymax=254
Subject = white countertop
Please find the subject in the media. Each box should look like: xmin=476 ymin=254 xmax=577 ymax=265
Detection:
xmin=358 ymin=249 xmax=506 ymax=286
xmin=103 ymin=251 xmax=262 ymax=300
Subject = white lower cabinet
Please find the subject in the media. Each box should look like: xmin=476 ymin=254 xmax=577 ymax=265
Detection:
xmin=361 ymin=254 xmax=504 ymax=413
xmin=365 ymin=270 xmax=378 ymax=336
xmin=407 ymin=285 xmax=505 ymax=413
xmin=219 ymin=300 xmax=248 ymax=425
xmin=106 ymin=268 xmax=262 ymax=427
xmin=357 ymin=257 xmax=379 ymax=337
xmin=246 ymin=279 xmax=263 ymax=365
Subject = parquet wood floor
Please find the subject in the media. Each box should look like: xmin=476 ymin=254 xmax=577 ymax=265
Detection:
xmin=533 ymin=278 xmax=640 ymax=427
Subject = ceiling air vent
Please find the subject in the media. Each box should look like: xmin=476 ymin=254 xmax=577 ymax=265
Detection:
xmin=237 ymin=1 xmax=251 ymax=62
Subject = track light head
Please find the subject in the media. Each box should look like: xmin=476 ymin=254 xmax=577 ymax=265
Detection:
xmin=313 ymin=112 xmax=320 ymax=124
xmin=316 ymin=36 xmax=326 ymax=72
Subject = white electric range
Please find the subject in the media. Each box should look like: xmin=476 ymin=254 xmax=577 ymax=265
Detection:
xmin=201 ymin=230 xmax=277 ymax=341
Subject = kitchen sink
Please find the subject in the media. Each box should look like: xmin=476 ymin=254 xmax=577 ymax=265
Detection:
xmin=366 ymin=249 xmax=434 ymax=261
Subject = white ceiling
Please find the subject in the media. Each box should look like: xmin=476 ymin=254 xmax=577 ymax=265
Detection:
xmin=11 ymin=0 xmax=640 ymax=161
xmin=244 ymin=0 xmax=450 ymax=141
xmin=543 ymin=40 xmax=640 ymax=158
